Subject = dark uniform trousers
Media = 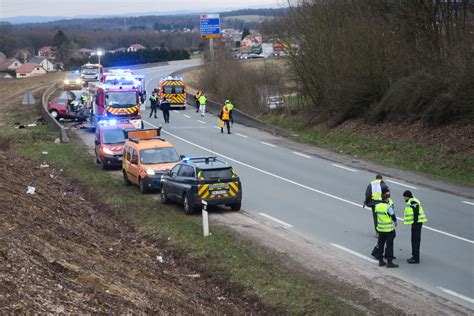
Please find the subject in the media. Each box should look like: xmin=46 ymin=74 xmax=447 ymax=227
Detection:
xmin=377 ymin=230 xmax=396 ymax=260
xmin=411 ymin=223 xmax=422 ymax=260
xmin=150 ymin=103 xmax=158 ymax=117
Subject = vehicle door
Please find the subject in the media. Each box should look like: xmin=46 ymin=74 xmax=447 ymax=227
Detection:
xmin=123 ymin=145 xmax=132 ymax=177
xmin=175 ymin=165 xmax=195 ymax=202
xmin=166 ymin=164 xmax=181 ymax=200
xmin=128 ymin=147 xmax=140 ymax=184
xmin=94 ymin=128 xmax=101 ymax=157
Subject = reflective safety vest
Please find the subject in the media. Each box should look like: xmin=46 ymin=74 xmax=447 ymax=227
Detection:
xmin=371 ymin=179 xmax=382 ymax=201
xmin=375 ymin=202 xmax=395 ymax=232
xmin=225 ymin=102 xmax=234 ymax=110
xmin=81 ymin=95 xmax=87 ymax=101
xmin=404 ymin=197 xmax=428 ymax=224
xmin=150 ymin=94 xmax=158 ymax=101
xmin=222 ymin=107 xmax=230 ymax=121
xmin=199 ymin=95 xmax=207 ymax=105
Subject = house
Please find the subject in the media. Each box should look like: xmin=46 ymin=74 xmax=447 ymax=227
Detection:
xmin=127 ymin=44 xmax=146 ymax=52
xmin=15 ymin=63 xmax=47 ymax=78
xmin=78 ymin=48 xmax=94 ymax=57
xmin=111 ymin=47 xmax=127 ymax=54
xmin=0 ymin=58 xmax=22 ymax=72
xmin=38 ymin=46 xmax=55 ymax=59
xmin=29 ymin=56 xmax=55 ymax=72
xmin=241 ymin=34 xmax=262 ymax=52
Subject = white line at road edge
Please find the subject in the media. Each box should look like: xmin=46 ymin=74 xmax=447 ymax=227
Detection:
xmin=236 ymin=133 xmax=248 ymax=138
xmin=259 ymin=213 xmax=293 ymax=228
xmin=331 ymin=243 xmax=378 ymax=264
xmin=144 ymin=122 xmax=474 ymax=245
xmin=292 ymin=151 xmax=312 ymax=159
xmin=173 ymin=110 xmax=179 ymax=113
xmin=183 ymin=114 xmax=191 ymax=119
xmin=386 ymin=179 xmax=418 ymax=190
xmin=197 ymin=120 xmax=206 ymax=124
xmin=462 ymin=201 xmax=474 ymax=206
xmin=437 ymin=287 xmax=474 ymax=304
xmin=261 ymin=142 xmax=277 ymax=148
xmin=331 ymin=164 xmax=357 ymax=172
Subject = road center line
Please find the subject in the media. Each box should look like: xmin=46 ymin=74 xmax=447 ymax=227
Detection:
xmin=236 ymin=133 xmax=248 ymax=138
xmin=261 ymin=141 xmax=277 ymax=148
xmin=259 ymin=213 xmax=293 ymax=228
xmin=145 ymin=122 xmax=474 ymax=245
xmin=461 ymin=201 xmax=474 ymax=206
xmin=331 ymin=164 xmax=357 ymax=172
xmin=292 ymin=151 xmax=312 ymax=159
xmin=437 ymin=287 xmax=474 ymax=304
xmin=197 ymin=120 xmax=206 ymax=124
xmin=331 ymin=243 xmax=378 ymax=264
xmin=183 ymin=114 xmax=191 ymax=119
xmin=386 ymin=179 xmax=418 ymax=190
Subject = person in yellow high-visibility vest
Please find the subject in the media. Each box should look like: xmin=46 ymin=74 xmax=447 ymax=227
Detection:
xmin=375 ymin=192 xmax=399 ymax=268
xmin=403 ymin=190 xmax=428 ymax=264
xmin=220 ymin=103 xmax=233 ymax=134
xmin=198 ymin=93 xmax=207 ymax=117
xmin=194 ymin=90 xmax=202 ymax=113
xmin=364 ymin=175 xmax=390 ymax=237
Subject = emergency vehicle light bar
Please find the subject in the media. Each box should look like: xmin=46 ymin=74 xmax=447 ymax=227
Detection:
xmin=183 ymin=156 xmax=217 ymax=164
xmin=124 ymin=127 xmax=162 ymax=140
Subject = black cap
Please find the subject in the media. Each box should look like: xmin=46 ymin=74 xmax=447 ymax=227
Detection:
xmin=403 ymin=190 xmax=413 ymax=198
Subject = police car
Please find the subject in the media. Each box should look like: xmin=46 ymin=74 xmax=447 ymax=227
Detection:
xmin=160 ymin=157 xmax=242 ymax=214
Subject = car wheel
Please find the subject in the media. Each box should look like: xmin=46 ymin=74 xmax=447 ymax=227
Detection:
xmin=183 ymin=195 xmax=195 ymax=215
xmin=230 ymin=203 xmax=241 ymax=212
xmin=50 ymin=110 xmax=59 ymax=119
xmin=123 ymin=171 xmax=131 ymax=186
xmin=139 ymin=178 xmax=148 ymax=194
xmin=160 ymin=187 xmax=170 ymax=204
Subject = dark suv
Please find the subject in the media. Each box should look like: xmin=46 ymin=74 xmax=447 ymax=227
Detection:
xmin=160 ymin=157 xmax=242 ymax=214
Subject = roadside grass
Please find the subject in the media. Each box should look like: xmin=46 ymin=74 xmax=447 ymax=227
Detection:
xmin=260 ymin=115 xmax=474 ymax=186
xmin=2 ymin=95 xmax=360 ymax=315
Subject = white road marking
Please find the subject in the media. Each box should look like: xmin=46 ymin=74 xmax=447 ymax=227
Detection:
xmin=261 ymin=142 xmax=277 ymax=148
xmin=236 ymin=133 xmax=248 ymax=138
xmin=213 ymin=126 xmax=221 ymax=129
xmin=461 ymin=201 xmax=474 ymax=206
xmin=386 ymin=179 xmax=418 ymax=190
xmin=173 ymin=110 xmax=179 ymax=113
xmin=197 ymin=120 xmax=206 ymax=124
xmin=259 ymin=213 xmax=293 ymax=228
xmin=292 ymin=151 xmax=312 ymax=159
xmin=144 ymin=121 xmax=474 ymax=245
xmin=184 ymin=114 xmax=191 ymax=119
xmin=331 ymin=243 xmax=378 ymax=264
xmin=437 ymin=287 xmax=474 ymax=304
xmin=331 ymin=164 xmax=357 ymax=172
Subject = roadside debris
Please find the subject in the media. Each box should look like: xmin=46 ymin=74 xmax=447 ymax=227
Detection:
xmin=40 ymin=164 xmax=50 ymax=168
xmin=187 ymin=274 xmax=201 ymax=278
xmin=156 ymin=255 xmax=164 ymax=263
xmin=26 ymin=186 xmax=36 ymax=194
xmin=42 ymin=151 xmax=48 ymax=155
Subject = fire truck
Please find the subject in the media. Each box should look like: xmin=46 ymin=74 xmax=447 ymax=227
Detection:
xmin=87 ymin=81 xmax=143 ymax=129
xmin=80 ymin=63 xmax=104 ymax=86
xmin=103 ymin=70 xmax=146 ymax=103
xmin=157 ymin=76 xmax=186 ymax=109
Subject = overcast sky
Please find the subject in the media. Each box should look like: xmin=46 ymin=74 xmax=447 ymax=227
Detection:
xmin=1 ymin=0 xmax=283 ymax=18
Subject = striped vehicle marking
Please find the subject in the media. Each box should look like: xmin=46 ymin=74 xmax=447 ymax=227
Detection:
xmin=105 ymin=105 xmax=140 ymax=115
xmin=162 ymin=81 xmax=185 ymax=86
xmin=163 ymin=93 xmax=185 ymax=104
xmin=198 ymin=182 xmax=239 ymax=199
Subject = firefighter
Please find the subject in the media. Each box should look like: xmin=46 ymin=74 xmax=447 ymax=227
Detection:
xmin=80 ymin=94 xmax=87 ymax=106
xmin=220 ymin=103 xmax=233 ymax=134
xmin=403 ymin=191 xmax=428 ymax=264
xmin=375 ymin=192 xmax=399 ymax=268
xmin=364 ymin=175 xmax=390 ymax=237
xmin=198 ymin=93 xmax=207 ymax=117
xmin=224 ymin=99 xmax=234 ymax=111
xmin=160 ymin=97 xmax=171 ymax=124
xmin=194 ymin=90 xmax=202 ymax=113
xmin=149 ymin=92 xmax=158 ymax=119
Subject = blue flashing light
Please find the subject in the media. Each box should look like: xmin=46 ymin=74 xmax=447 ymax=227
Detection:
xmin=109 ymin=119 xmax=117 ymax=126
xmin=183 ymin=158 xmax=190 ymax=163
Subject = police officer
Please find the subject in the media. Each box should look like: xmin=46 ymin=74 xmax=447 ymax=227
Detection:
xmin=198 ymin=93 xmax=207 ymax=117
xmin=364 ymin=175 xmax=390 ymax=237
xmin=160 ymin=97 xmax=171 ymax=124
xmin=403 ymin=191 xmax=428 ymax=264
xmin=220 ymin=103 xmax=233 ymax=134
xmin=375 ymin=192 xmax=399 ymax=268
xmin=80 ymin=94 xmax=87 ymax=106
xmin=149 ymin=91 xmax=158 ymax=118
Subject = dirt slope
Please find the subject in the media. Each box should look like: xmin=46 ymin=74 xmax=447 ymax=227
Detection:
xmin=0 ymin=147 xmax=269 ymax=314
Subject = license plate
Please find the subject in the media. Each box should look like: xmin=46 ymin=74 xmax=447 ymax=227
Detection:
xmin=211 ymin=190 xmax=228 ymax=195
xmin=209 ymin=183 xmax=229 ymax=190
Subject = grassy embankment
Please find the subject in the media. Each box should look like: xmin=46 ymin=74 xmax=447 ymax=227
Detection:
xmin=0 ymin=78 xmax=361 ymax=315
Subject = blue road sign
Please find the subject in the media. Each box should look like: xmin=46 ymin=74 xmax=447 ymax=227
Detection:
xmin=200 ymin=14 xmax=220 ymax=39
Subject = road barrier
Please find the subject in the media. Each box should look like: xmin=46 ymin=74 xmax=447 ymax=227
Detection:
xmin=41 ymin=83 xmax=70 ymax=143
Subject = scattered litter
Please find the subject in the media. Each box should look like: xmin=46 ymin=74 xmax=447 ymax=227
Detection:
xmin=156 ymin=255 xmax=164 ymax=263
xmin=79 ymin=197 xmax=85 ymax=201
xmin=109 ymin=248 xmax=113 ymax=251
xmin=26 ymin=186 xmax=36 ymax=194
xmin=42 ymin=151 xmax=48 ymax=155
xmin=54 ymin=138 xmax=61 ymax=144
xmin=187 ymin=274 xmax=200 ymax=278
xmin=40 ymin=164 xmax=50 ymax=168
xmin=60 ymin=169 xmax=63 ymax=172
xmin=217 ymin=296 xmax=226 ymax=301
xmin=49 ymin=174 xmax=54 ymax=179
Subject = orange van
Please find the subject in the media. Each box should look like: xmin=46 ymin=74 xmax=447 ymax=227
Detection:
xmin=122 ymin=128 xmax=182 ymax=193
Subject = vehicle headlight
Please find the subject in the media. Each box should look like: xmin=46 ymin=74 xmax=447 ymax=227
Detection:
xmin=103 ymin=148 xmax=113 ymax=155
xmin=64 ymin=80 xmax=70 ymax=84
xmin=76 ymin=79 xmax=82 ymax=83
xmin=146 ymin=168 xmax=155 ymax=176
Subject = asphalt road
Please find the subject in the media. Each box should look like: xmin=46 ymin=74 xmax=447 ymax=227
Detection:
xmin=97 ymin=60 xmax=474 ymax=309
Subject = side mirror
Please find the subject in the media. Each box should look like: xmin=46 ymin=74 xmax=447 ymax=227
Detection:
xmin=94 ymin=140 xmax=100 ymax=146
xmin=180 ymin=155 xmax=186 ymax=160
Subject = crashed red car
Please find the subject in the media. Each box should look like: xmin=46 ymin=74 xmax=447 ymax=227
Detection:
xmin=48 ymin=97 xmax=87 ymax=121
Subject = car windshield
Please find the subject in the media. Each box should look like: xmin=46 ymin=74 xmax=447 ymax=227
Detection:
xmin=106 ymin=91 xmax=137 ymax=108
xmin=201 ymin=168 xmax=233 ymax=179
xmin=140 ymin=147 xmax=180 ymax=164
xmin=102 ymin=129 xmax=125 ymax=144
xmin=55 ymin=99 xmax=67 ymax=105
xmin=81 ymin=67 xmax=98 ymax=74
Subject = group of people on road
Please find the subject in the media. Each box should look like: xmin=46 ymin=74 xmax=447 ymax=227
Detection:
xmin=365 ymin=175 xmax=428 ymax=268
xmin=149 ymin=90 xmax=171 ymax=123
xmin=194 ymin=91 xmax=235 ymax=135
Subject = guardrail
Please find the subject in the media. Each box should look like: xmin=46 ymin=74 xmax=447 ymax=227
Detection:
xmin=41 ymin=82 xmax=70 ymax=143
